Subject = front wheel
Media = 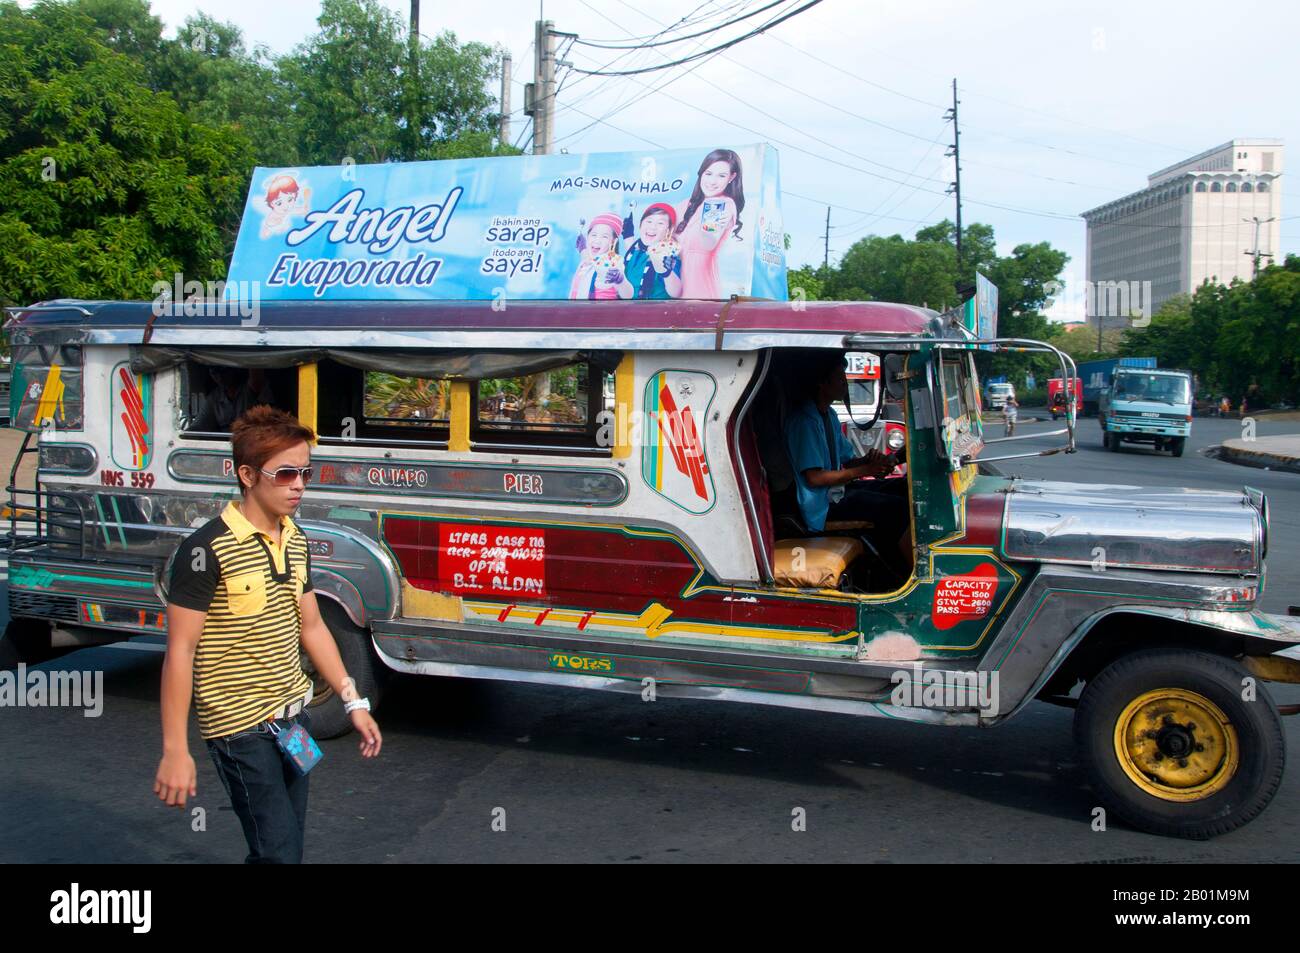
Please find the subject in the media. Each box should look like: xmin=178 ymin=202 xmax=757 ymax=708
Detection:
xmin=1171 ymin=436 xmax=1186 ymax=457
xmin=300 ymin=602 xmax=387 ymax=739
xmin=1074 ymin=649 xmax=1285 ymax=839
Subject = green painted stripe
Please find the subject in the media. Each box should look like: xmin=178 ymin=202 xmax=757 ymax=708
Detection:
xmin=109 ymin=495 xmax=128 ymax=547
xmin=9 ymin=564 xmax=153 ymax=590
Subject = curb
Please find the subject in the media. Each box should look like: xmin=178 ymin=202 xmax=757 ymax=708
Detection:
xmin=1217 ymin=444 xmax=1300 ymax=475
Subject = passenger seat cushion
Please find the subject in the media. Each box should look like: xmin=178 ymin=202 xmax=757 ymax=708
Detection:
xmin=772 ymin=537 xmax=865 ymax=589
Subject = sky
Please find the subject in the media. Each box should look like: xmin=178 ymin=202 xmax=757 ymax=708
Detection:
xmin=62 ymin=0 xmax=1300 ymax=319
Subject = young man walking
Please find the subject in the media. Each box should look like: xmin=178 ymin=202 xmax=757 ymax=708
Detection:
xmin=153 ymin=405 xmax=382 ymax=863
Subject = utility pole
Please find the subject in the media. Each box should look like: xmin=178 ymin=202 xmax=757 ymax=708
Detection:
xmin=944 ymin=78 xmax=963 ymax=272
xmin=499 ymin=52 xmax=512 ymax=148
xmin=823 ymin=206 xmax=831 ymax=273
xmin=1243 ymin=216 xmax=1277 ymax=278
xmin=407 ymin=0 xmax=420 ymax=158
xmin=529 ymin=19 xmax=556 ymax=154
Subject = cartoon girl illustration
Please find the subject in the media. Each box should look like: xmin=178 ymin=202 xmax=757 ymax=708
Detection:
xmin=569 ymin=213 xmax=632 ymax=300
xmin=258 ymin=173 xmax=312 ymax=239
xmin=619 ymin=202 xmax=682 ymax=300
xmin=674 ymin=149 xmax=745 ymax=299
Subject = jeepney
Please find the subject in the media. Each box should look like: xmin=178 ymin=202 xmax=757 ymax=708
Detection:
xmin=4 ymin=296 xmax=1298 ymax=840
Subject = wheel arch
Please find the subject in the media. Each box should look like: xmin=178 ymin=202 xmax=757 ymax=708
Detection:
xmin=1038 ymin=608 xmax=1294 ymax=701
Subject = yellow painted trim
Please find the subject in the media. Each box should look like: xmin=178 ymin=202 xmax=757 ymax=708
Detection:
xmin=461 ymin=599 xmax=858 ymax=645
xmin=449 ymin=381 xmax=471 ymax=452
xmin=401 ymin=582 xmax=464 ymax=621
xmin=612 ymin=352 xmax=635 ymax=459
xmin=297 ymin=363 xmax=319 ymax=439
xmin=1243 ymin=654 xmax=1300 ymax=684
xmin=34 ymin=364 xmax=65 ymax=428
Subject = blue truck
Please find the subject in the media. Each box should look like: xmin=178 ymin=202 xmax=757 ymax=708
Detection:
xmin=1077 ymin=356 xmax=1157 ymax=416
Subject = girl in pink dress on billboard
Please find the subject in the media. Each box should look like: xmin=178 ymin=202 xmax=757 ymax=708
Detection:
xmin=674 ymin=149 xmax=745 ymax=299
xmin=569 ymin=213 xmax=632 ymax=300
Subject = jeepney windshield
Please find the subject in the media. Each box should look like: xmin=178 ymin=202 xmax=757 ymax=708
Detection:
xmin=1113 ymin=372 xmax=1190 ymax=405
xmin=847 ymin=379 xmax=876 ymax=408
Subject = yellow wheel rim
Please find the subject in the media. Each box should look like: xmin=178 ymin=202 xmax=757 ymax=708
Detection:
xmin=1113 ymin=688 xmax=1239 ymax=801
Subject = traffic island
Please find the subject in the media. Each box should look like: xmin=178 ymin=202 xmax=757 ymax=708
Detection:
xmin=1218 ymin=436 xmax=1300 ymax=474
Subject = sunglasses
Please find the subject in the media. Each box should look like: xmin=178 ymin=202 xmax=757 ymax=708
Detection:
xmin=258 ymin=465 xmax=314 ymax=486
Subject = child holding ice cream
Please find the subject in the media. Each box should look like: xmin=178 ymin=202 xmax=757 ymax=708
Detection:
xmin=569 ymin=213 xmax=632 ymax=300
xmin=619 ymin=203 xmax=683 ymax=300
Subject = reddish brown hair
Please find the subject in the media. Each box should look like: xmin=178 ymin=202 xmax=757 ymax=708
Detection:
xmin=230 ymin=405 xmax=315 ymax=495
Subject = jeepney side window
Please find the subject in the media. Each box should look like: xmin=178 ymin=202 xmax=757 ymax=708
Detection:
xmin=472 ymin=362 xmax=609 ymax=453
xmin=177 ymin=361 xmax=299 ymax=436
xmin=10 ymin=342 xmax=84 ymax=432
xmin=940 ymin=356 xmax=965 ymax=421
xmin=363 ymin=371 xmax=452 ymax=425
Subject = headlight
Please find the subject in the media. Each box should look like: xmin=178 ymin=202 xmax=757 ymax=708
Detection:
xmin=886 ymin=428 xmax=906 ymax=450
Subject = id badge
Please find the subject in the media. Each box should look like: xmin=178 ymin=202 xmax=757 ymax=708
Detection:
xmin=271 ymin=721 xmax=323 ymax=777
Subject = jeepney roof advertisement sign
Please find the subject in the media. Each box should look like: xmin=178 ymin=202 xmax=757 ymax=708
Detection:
xmin=225 ymin=144 xmax=787 ymax=302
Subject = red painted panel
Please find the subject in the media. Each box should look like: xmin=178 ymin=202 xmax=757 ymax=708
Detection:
xmin=962 ymin=493 xmax=1004 ymax=548
xmin=382 ymin=516 xmax=858 ymax=638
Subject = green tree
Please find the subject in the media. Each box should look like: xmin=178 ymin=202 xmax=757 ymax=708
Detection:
xmin=156 ymin=14 xmax=300 ymax=167
xmin=0 ymin=0 xmax=252 ymax=304
xmin=1119 ymin=258 xmax=1300 ymax=404
xmin=786 ymin=264 xmax=822 ymax=302
xmin=278 ymin=0 xmax=512 ymax=165
xmin=825 ymin=232 xmax=960 ymax=309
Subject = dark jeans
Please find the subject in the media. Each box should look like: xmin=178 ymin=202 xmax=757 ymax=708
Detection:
xmin=206 ymin=710 xmax=312 ymax=864
xmin=828 ymin=480 xmax=910 ymax=546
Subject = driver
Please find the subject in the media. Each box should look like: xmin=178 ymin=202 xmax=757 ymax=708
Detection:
xmin=786 ymin=353 xmax=910 ymax=558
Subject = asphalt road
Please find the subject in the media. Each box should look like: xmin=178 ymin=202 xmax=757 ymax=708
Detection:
xmin=2 ymin=412 xmax=1299 ymax=863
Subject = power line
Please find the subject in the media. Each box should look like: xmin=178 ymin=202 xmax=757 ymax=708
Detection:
xmin=561 ymin=0 xmax=721 ymax=86
xmin=575 ymin=0 xmax=750 ymax=46
xmin=545 ymin=4 xmax=1292 ymax=232
xmin=758 ymin=31 xmax=1159 ymax=174
xmin=567 ymin=0 xmax=823 ymax=77
xmin=554 ymin=4 xmax=951 ymax=186
xmin=786 ymin=189 xmax=952 ymax=231
xmin=573 ymin=0 xmax=789 ymax=49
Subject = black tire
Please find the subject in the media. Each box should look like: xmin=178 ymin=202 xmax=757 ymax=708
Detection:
xmin=0 ymin=618 xmax=66 ymax=670
xmin=300 ymin=601 xmax=386 ymax=739
xmin=1074 ymin=649 xmax=1285 ymax=839
xmin=0 ymin=628 xmax=20 ymax=670
xmin=1171 ymin=437 xmax=1186 ymax=457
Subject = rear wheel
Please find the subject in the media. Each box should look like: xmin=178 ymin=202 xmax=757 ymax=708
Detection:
xmin=0 ymin=618 xmax=71 ymax=669
xmin=299 ymin=602 xmax=386 ymax=739
xmin=1074 ymin=649 xmax=1284 ymax=839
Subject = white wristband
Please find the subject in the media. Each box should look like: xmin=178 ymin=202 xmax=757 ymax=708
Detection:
xmin=344 ymin=697 xmax=371 ymax=713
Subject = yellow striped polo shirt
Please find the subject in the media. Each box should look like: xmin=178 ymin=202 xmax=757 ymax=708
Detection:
xmin=168 ymin=501 xmax=313 ymax=739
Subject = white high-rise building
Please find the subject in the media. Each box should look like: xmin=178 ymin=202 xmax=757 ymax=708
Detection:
xmin=1081 ymin=139 xmax=1283 ymax=317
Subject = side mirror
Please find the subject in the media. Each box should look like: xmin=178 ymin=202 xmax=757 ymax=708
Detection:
xmin=883 ymin=353 xmax=906 ymax=401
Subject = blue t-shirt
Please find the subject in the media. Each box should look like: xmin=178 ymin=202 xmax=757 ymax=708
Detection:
xmin=786 ymin=400 xmax=856 ymax=531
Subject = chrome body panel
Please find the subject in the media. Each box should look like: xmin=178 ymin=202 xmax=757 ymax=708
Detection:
xmin=976 ymin=563 xmax=1300 ymax=725
xmin=1002 ymin=481 xmax=1262 ymax=574
xmin=372 ymin=625 xmax=979 ymax=726
xmin=295 ymin=519 xmax=401 ymax=624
